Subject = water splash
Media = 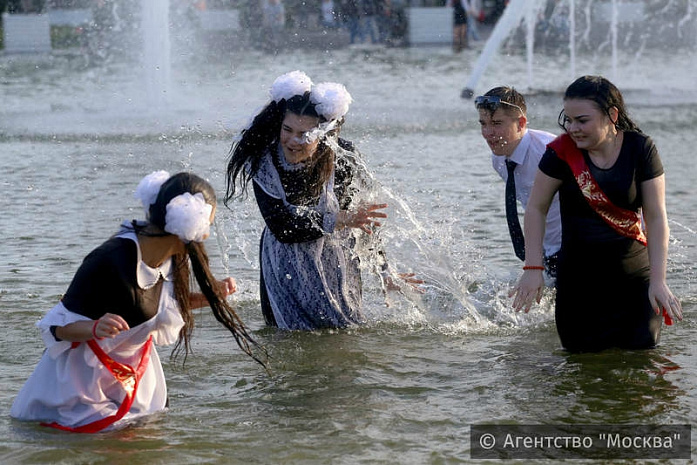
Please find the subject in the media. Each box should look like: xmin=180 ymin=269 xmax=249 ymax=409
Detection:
xmin=213 ymin=217 xmax=232 ymax=277
xmin=326 ymin=137 xmax=492 ymax=331
xmin=669 ymin=219 xmax=697 ymax=236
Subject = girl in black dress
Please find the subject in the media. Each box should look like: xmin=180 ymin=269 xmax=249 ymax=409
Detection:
xmin=511 ymin=75 xmax=682 ymax=352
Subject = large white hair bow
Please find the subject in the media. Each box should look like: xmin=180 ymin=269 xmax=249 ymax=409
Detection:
xmin=164 ymin=192 xmax=213 ymax=243
xmin=264 ymin=72 xmax=353 ymax=143
xmin=310 ymin=82 xmax=353 ymax=122
xmin=270 ymin=70 xmax=313 ymax=103
xmin=134 ymin=170 xmax=171 ymax=216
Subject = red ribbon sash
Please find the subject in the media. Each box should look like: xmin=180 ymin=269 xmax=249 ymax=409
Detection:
xmin=549 ymin=134 xmax=647 ymax=245
xmin=42 ymin=335 xmax=153 ymax=434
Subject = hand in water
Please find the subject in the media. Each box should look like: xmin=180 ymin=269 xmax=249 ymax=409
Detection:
xmin=509 ymin=269 xmax=545 ymax=313
xmin=649 ymin=281 xmax=683 ymax=325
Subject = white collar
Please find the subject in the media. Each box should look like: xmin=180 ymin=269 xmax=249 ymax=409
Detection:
xmin=117 ymin=225 xmax=174 ymax=289
xmin=137 ymin=254 xmax=173 ymax=289
xmin=508 ymin=130 xmax=531 ymax=165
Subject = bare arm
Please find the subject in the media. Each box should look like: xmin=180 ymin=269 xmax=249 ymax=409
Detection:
xmin=511 ymin=170 xmax=562 ymax=312
xmin=190 ymin=277 xmax=238 ymax=309
xmin=641 ymin=175 xmax=682 ymax=321
xmin=54 ymin=313 xmax=130 ymax=341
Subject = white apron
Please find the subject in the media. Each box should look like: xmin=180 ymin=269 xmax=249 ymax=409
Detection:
xmin=10 ymin=231 xmax=185 ymax=431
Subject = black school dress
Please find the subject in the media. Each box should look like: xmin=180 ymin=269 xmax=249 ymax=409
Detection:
xmin=539 ymin=131 xmax=664 ymax=352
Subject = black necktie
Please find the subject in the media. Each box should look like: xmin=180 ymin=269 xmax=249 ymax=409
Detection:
xmin=505 ymin=159 xmax=525 ymax=261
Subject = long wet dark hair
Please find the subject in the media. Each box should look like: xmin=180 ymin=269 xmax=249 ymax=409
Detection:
xmin=147 ymin=172 xmax=266 ymax=367
xmin=224 ymin=92 xmax=339 ymax=205
xmin=558 ymin=75 xmax=641 ymax=133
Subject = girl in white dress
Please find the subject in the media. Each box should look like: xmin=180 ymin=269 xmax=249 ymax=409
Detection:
xmin=11 ymin=172 xmax=265 ymax=433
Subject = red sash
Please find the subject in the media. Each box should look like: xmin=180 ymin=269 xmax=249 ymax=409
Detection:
xmin=42 ymin=336 xmax=153 ymax=434
xmin=549 ymin=134 xmax=647 ymax=245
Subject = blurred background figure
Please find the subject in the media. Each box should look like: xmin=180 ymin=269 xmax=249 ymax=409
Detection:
xmin=447 ymin=0 xmax=468 ymax=52
xmin=466 ymin=0 xmax=481 ymax=42
xmin=321 ymin=0 xmax=339 ymax=28
xmin=262 ymin=0 xmax=286 ymax=52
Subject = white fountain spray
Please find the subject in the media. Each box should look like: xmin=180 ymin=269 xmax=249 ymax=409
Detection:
xmin=460 ymin=0 xmax=534 ymax=98
xmin=569 ymin=0 xmax=576 ymax=80
xmin=610 ymin=0 xmax=618 ymax=81
xmin=141 ymin=0 xmax=171 ymax=108
xmin=525 ymin=1 xmax=535 ymax=89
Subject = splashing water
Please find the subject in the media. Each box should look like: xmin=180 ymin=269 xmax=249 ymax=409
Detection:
xmin=214 ymin=128 xmax=558 ymax=335
xmin=323 ymin=136 xmax=524 ymax=333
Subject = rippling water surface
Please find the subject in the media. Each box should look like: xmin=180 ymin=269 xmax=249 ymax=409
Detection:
xmin=1 ymin=44 xmax=696 ymax=464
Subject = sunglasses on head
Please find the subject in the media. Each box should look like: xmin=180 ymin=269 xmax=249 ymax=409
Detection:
xmin=474 ymin=95 xmax=524 ymax=114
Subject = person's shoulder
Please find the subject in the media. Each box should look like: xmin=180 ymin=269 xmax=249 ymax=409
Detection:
xmin=528 ymin=128 xmax=557 ymax=142
xmin=97 ymin=235 xmax=135 ymax=254
xmin=83 ymin=236 xmax=136 ymax=268
xmin=623 ymin=130 xmax=657 ymax=152
xmin=624 ymin=130 xmax=651 ymax=143
xmin=526 ymin=129 xmax=557 ymax=160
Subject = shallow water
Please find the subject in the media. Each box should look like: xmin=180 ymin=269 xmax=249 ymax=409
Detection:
xmin=1 ymin=43 xmax=696 ymax=464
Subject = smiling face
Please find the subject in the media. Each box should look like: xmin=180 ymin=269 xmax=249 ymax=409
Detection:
xmin=478 ymin=107 xmax=527 ymax=157
xmin=279 ymin=112 xmax=321 ymax=164
xmin=561 ymin=98 xmax=618 ymax=151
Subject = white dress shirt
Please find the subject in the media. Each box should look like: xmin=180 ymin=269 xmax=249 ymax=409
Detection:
xmin=491 ymin=128 xmax=562 ymax=257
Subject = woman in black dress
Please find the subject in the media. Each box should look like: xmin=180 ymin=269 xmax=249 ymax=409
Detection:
xmin=511 ymin=75 xmax=682 ymax=352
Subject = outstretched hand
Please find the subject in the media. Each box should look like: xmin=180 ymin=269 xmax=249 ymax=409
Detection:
xmin=384 ymin=272 xmax=426 ymax=294
xmin=340 ymin=203 xmax=389 ymax=234
xmin=509 ymin=269 xmax=545 ymax=313
xmin=219 ymin=277 xmax=238 ymax=297
xmin=189 ymin=277 xmax=238 ymax=309
xmin=649 ymin=281 xmax=683 ymax=325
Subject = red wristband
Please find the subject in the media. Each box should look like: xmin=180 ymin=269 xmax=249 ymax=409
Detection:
xmin=523 ymin=265 xmax=545 ymax=271
xmin=92 ymin=320 xmax=102 ymax=340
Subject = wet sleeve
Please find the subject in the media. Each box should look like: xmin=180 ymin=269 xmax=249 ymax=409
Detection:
xmin=637 ymin=135 xmax=664 ymax=182
xmin=60 ymin=239 xmax=135 ymax=320
xmin=538 ymin=146 xmax=571 ymax=180
xmin=253 ymin=180 xmax=333 ymax=243
xmin=37 ymin=301 xmax=92 ymax=355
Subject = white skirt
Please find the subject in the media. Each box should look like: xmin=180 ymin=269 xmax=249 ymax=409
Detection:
xmin=10 ymin=286 xmax=184 ymax=430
